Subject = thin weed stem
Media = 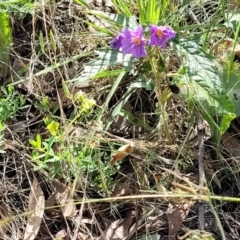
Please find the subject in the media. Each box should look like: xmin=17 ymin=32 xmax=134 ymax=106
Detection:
xmin=149 ymin=55 xmax=172 ymax=144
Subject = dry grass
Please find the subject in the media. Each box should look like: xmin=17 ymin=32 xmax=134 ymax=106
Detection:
xmin=1 ymin=1 xmax=240 ymax=240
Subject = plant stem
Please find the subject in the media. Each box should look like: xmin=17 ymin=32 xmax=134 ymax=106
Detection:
xmin=149 ymin=55 xmax=172 ymax=144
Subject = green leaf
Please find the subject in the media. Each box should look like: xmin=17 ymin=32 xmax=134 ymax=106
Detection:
xmin=44 ymin=156 xmax=60 ymax=163
xmin=29 ymin=139 xmax=38 ymax=148
xmin=0 ymin=12 xmax=12 ymax=80
xmin=76 ymin=48 xmax=134 ymax=85
xmin=81 ymin=98 xmax=96 ymax=111
xmin=29 ymin=134 xmax=42 ymax=149
xmin=120 ymin=109 xmax=154 ymax=131
xmin=85 ymin=21 xmax=112 ymax=35
xmin=172 ymin=39 xmax=236 ymax=137
xmin=93 ymin=69 xmax=125 ymax=79
xmin=111 ymin=0 xmax=132 ymax=17
xmin=74 ymin=0 xmax=90 ymax=8
xmin=47 ymin=121 xmax=59 ymax=136
xmin=0 ymin=0 xmax=24 ymax=4
xmin=137 ymin=0 xmax=162 ymax=25
xmin=222 ymin=71 xmax=240 ymax=117
xmin=146 ymin=0 xmax=161 ymax=24
xmin=104 ymin=79 xmax=154 ymax=130
xmin=36 ymin=134 xmax=42 ymax=149
xmin=97 ymin=71 xmax=126 ymax=124
xmin=49 ymin=30 xmax=56 ymax=52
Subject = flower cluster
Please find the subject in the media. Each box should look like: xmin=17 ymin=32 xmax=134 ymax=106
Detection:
xmin=110 ymin=24 xmax=176 ymax=58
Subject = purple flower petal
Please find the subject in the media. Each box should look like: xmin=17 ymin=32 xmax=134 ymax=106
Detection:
xmin=149 ymin=24 xmax=176 ymax=49
xmin=110 ymin=34 xmax=122 ymax=50
xmin=120 ymin=26 xmax=147 ymax=58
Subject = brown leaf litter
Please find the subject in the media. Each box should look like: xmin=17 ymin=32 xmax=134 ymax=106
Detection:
xmin=24 ymin=176 xmax=45 ymax=240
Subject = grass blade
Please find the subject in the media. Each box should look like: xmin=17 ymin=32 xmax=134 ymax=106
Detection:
xmin=0 ymin=12 xmax=12 ymax=80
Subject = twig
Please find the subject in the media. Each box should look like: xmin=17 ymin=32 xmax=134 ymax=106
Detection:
xmin=188 ymin=9 xmax=200 ymax=24
xmin=197 ymin=112 xmax=206 ymax=231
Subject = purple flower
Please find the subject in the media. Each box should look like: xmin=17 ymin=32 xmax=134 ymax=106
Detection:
xmin=120 ymin=26 xmax=147 ymax=58
xmin=149 ymin=25 xmax=176 ymax=48
xmin=110 ymin=34 xmax=122 ymax=50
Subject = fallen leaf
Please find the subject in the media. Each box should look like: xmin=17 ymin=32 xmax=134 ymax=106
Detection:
xmin=77 ymin=232 xmax=91 ymax=240
xmin=97 ymin=216 xmax=135 ymax=240
xmin=167 ymin=201 xmax=193 ymax=240
xmin=55 ymin=229 xmax=69 ymax=240
xmin=141 ymin=214 xmax=165 ymax=233
xmin=24 ymin=176 xmax=45 ymax=240
xmin=45 ymin=191 xmax=60 ymax=216
xmin=63 ymin=198 xmax=76 ymax=218
xmin=52 ymin=181 xmax=76 ymax=218
xmin=0 ymin=202 xmax=11 ymax=235
xmin=229 ymin=0 xmax=239 ymax=10
xmin=112 ymin=181 xmax=134 ymax=197
xmin=222 ymin=132 xmax=240 ymax=157
xmin=204 ymin=161 xmax=221 ymax=189
xmin=167 ymin=177 xmax=197 ymax=239
xmin=110 ymin=144 xmax=133 ymax=165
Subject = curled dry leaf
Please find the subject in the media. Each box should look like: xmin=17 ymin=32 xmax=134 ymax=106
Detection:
xmin=45 ymin=191 xmax=60 ymax=216
xmin=50 ymin=181 xmax=76 ymax=218
xmin=24 ymin=176 xmax=45 ymax=240
xmin=167 ymin=201 xmax=193 ymax=240
xmin=166 ymin=178 xmax=196 ymax=240
xmin=97 ymin=216 xmax=135 ymax=240
xmin=110 ymin=144 xmax=133 ymax=165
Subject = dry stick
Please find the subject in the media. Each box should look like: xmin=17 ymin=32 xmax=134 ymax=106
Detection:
xmin=197 ymin=112 xmax=206 ymax=231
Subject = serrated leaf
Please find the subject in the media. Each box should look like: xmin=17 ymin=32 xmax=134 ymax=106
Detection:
xmin=77 ymin=48 xmax=134 ymax=85
xmin=172 ymin=39 xmax=236 ymax=136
